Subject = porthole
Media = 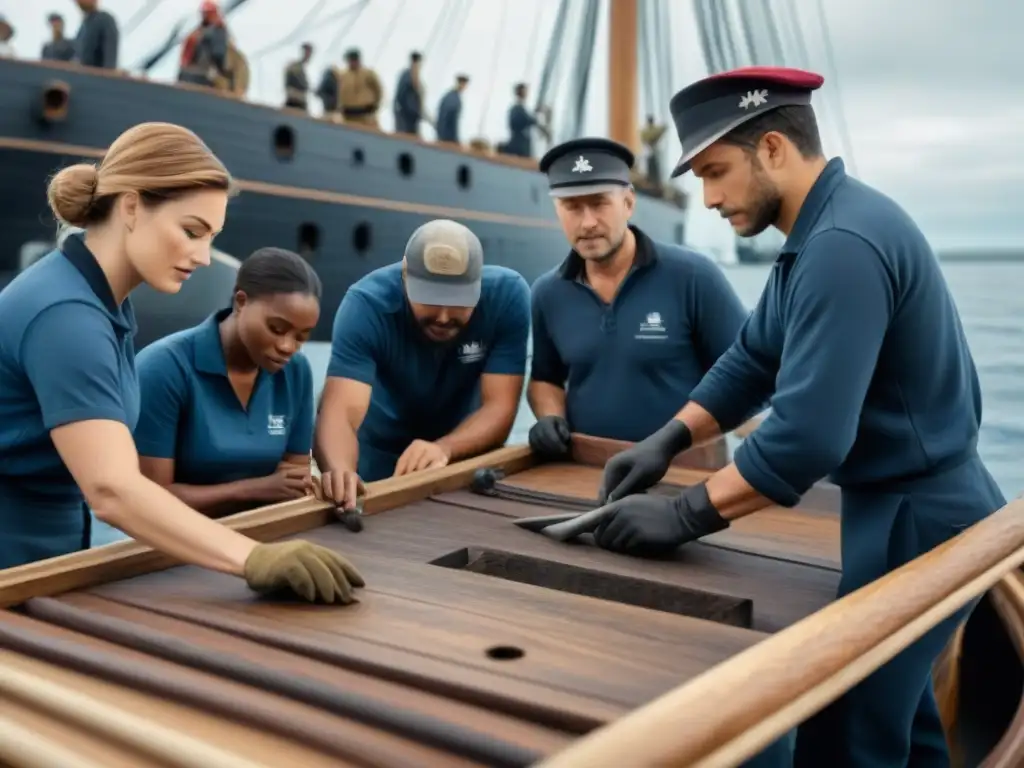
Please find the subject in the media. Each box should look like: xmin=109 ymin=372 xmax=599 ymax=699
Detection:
xmin=397 ymin=152 xmax=414 ymax=177
xmin=456 ymin=164 xmax=471 ymax=189
xmin=351 ymin=147 xmax=365 ymax=166
xmin=272 ymin=125 xmax=295 ymax=161
xmin=352 ymin=222 xmax=371 ymax=253
xmin=298 ymin=222 xmax=320 ymax=258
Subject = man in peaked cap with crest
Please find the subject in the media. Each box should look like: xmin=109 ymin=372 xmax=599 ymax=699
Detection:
xmin=526 ymin=137 xmax=758 ymax=462
xmin=587 ymin=66 xmax=1003 ymax=767
xmin=315 ymin=219 xmax=530 ymax=510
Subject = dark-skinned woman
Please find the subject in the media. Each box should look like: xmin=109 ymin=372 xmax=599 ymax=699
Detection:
xmin=135 ymin=247 xmax=324 ymax=517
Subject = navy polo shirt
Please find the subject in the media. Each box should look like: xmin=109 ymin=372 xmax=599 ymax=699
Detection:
xmin=690 ymin=158 xmax=989 ymax=506
xmin=134 ymin=308 xmax=315 ymax=485
xmin=530 ymin=226 xmax=750 ymax=442
xmin=327 ymin=262 xmax=531 ymax=482
xmin=0 ymin=233 xmax=140 ymax=568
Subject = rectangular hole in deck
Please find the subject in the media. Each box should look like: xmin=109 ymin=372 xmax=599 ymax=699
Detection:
xmin=429 ymin=548 xmax=752 ymax=628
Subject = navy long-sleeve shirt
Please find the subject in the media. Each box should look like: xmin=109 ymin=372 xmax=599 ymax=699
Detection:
xmin=436 ymin=89 xmax=462 ymax=143
xmin=689 ymin=158 xmax=984 ymax=506
xmin=75 ymin=9 xmax=119 ymax=69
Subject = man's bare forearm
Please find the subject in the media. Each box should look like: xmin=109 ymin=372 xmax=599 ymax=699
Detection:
xmin=527 ymin=382 xmax=566 ymax=419
xmin=314 ymin=419 xmax=360 ymax=474
xmin=436 ymin=403 xmax=515 ymax=461
xmin=673 ymin=401 xmax=724 ymax=446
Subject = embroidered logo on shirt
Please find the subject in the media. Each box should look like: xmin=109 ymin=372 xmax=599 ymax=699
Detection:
xmin=267 ymin=414 xmax=287 ymax=436
xmin=636 ymin=311 xmax=668 ymax=340
xmin=572 ymin=156 xmax=593 ymax=173
xmin=738 ymin=89 xmax=768 ymax=109
xmin=458 ymin=340 xmax=486 ymax=363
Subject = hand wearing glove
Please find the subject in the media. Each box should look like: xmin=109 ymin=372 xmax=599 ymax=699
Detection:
xmin=243 ymin=540 xmax=366 ymax=604
xmin=528 ymin=415 xmax=572 ymax=458
xmin=598 ymin=419 xmax=693 ymax=503
xmin=594 ymin=482 xmax=729 ymax=557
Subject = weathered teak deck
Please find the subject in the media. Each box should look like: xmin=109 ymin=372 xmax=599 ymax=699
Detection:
xmin=0 ymin=436 xmax=1020 ymax=767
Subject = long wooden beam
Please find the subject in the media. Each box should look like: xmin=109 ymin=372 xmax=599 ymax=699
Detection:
xmin=0 ymin=444 xmax=535 ymax=609
xmin=538 ymin=497 xmax=1024 ymax=767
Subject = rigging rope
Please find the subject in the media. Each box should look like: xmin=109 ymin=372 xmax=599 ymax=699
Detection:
xmin=533 ymin=0 xmax=571 ymax=113
xmin=477 ymin=0 xmax=510 ymax=134
xmin=122 ymin=0 xmax=164 ymax=38
xmin=422 ymin=0 xmax=456 ymax=69
xmin=322 ymin=0 xmax=372 ymax=60
xmin=565 ymin=0 xmax=599 ymax=141
xmin=425 ymin=0 xmax=470 ymax=89
xmin=690 ymin=0 xmax=717 ymax=75
xmin=251 ymin=0 xmax=332 ymax=59
xmin=639 ymin=0 xmax=656 ymax=120
xmin=759 ymin=0 xmax=786 ymax=63
xmin=370 ymin=0 xmax=410 ymax=61
xmin=811 ymin=0 xmax=858 ymax=175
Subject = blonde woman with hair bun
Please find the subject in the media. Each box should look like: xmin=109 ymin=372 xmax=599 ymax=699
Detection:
xmin=0 ymin=122 xmax=363 ymax=605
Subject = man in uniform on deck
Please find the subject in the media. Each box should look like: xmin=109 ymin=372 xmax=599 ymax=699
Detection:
xmin=73 ymin=0 xmax=119 ymax=70
xmin=284 ymin=42 xmax=313 ymax=111
xmin=42 ymin=13 xmax=76 ymax=62
xmin=527 ymin=137 xmax=754 ymax=461
xmin=316 ymin=48 xmax=383 ymax=128
xmin=587 ymin=66 xmax=1005 ymax=768
xmin=314 ymin=220 xmax=530 ymax=511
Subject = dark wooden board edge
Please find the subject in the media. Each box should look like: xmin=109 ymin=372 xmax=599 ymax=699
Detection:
xmin=0 ymin=445 xmax=535 ymax=608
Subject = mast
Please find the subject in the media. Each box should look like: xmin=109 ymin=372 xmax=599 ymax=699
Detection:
xmin=607 ymin=0 xmax=639 ymax=155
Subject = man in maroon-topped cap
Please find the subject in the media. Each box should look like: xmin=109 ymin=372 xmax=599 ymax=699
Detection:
xmin=580 ymin=66 xmax=1002 ymax=767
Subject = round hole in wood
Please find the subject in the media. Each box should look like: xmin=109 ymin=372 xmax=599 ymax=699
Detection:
xmin=485 ymin=645 xmax=524 ymax=661
xmin=352 ymin=147 xmax=365 ymax=166
xmin=397 ymin=152 xmax=415 ymax=176
xmin=456 ymin=164 xmax=471 ymax=189
xmin=297 ymin=222 xmax=320 ymax=258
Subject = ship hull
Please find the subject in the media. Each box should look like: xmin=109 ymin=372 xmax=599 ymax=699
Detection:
xmin=0 ymin=59 xmax=688 ymax=346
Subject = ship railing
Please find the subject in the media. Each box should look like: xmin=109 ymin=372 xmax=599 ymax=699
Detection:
xmin=537 ymin=495 xmax=1024 ymax=768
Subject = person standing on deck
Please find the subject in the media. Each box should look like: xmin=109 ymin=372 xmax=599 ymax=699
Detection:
xmin=393 ymin=51 xmax=425 ymax=136
xmin=0 ymin=122 xmax=362 ymax=605
xmin=317 ymin=48 xmax=383 ymax=128
xmin=590 ymin=67 xmax=1005 ymax=768
xmin=134 ymin=248 xmax=321 ymax=519
xmin=41 ymin=13 xmax=76 ymax=62
xmin=500 ymin=83 xmax=550 ymax=158
xmin=178 ymin=1 xmax=229 ymax=90
xmin=73 ymin=0 xmax=118 ymax=70
xmin=527 ymin=137 xmax=754 ymax=460
xmin=284 ymin=43 xmax=313 ymax=111
xmin=315 ymin=220 xmax=530 ymax=511
xmin=436 ymin=74 xmax=469 ymax=144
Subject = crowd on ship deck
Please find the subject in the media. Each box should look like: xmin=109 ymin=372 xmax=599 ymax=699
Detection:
xmin=2 ymin=1 xmax=677 ymax=197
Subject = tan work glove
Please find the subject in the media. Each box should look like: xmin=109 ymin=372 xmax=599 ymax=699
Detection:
xmin=243 ymin=540 xmax=365 ymax=604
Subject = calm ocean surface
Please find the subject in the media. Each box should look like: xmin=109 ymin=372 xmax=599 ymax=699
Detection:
xmin=303 ymin=261 xmax=1024 ymax=500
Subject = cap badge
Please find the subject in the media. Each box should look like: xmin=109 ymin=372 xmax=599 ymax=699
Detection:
xmin=738 ymin=89 xmax=769 ymax=110
xmin=423 ymin=244 xmax=468 ymax=275
xmin=571 ymin=156 xmax=593 ymax=173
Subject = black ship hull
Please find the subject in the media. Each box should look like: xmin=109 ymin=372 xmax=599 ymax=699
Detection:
xmin=0 ymin=59 xmax=688 ymax=347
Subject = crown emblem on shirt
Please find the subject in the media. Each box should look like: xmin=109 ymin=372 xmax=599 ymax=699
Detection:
xmin=461 ymin=341 xmax=482 ymax=354
xmin=738 ymin=89 xmax=769 ymax=109
xmin=572 ymin=156 xmax=593 ymax=173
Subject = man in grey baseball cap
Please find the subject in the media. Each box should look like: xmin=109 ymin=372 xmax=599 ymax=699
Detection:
xmin=314 ymin=218 xmax=531 ymax=509
xmin=403 ymin=218 xmax=484 ymax=309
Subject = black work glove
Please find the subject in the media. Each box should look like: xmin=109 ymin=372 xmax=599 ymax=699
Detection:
xmin=597 ymin=419 xmax=693 ymax=503
xmin=594 ymin=482 xmax=728 ymax=557
xmin=528 ymin=415 xmax=572 ymax=458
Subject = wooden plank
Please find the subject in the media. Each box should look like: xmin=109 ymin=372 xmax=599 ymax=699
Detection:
xmin=0 ymin=445 xmax=534 ymax=608
xmin=0 ymin=608 xmax=469 ymax=767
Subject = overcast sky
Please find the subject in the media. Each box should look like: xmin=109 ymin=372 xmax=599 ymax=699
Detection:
xmin=3 ymin=0 xmax=1021 ymax=253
